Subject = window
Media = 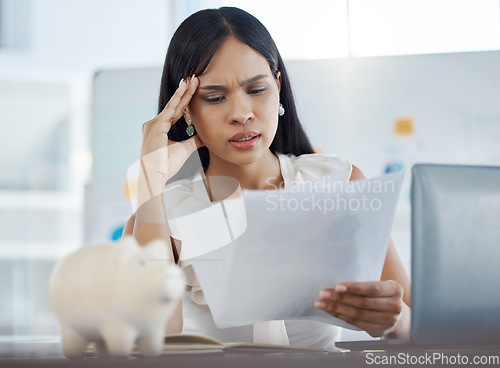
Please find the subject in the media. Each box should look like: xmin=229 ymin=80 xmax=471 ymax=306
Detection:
xmin=0 ymin=0 xmax=31 ymax=50
xmin=224 ymin=0 xmax=350 ymax=59
xmin=214 ymin=0 xmax=500 ymax=58
xmin=0 ymin=0 xmax=3 ymax=47
xmin=348 ymin=0 xmax=500 ymax=56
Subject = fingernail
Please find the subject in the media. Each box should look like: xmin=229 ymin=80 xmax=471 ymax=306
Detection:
xmin=335 ymin=285 xmax=348 ymax=292
xmin=314 ymin=301 xmax=326 ymax=309
xmin=319 ymin=290 xmax=332 ymax=298
xmin=179 ymin=78 xmax=184 ymax=87
xmin=189 ymin=74 xmax=195 ymax=84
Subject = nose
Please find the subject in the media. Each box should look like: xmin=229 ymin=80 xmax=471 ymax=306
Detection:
xmin=229 ymin=94 xmax=254 ymax=125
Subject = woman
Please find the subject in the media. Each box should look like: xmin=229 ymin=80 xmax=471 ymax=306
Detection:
xmin=123 ymin=7 xmax=410 ymax=350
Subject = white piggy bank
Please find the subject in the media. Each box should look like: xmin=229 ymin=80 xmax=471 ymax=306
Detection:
xmin=49 ymin=236 xmax=185 ymax=358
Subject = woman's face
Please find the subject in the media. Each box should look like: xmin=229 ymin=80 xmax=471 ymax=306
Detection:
xmin=187 ymin=36 xmax=281 ymax=167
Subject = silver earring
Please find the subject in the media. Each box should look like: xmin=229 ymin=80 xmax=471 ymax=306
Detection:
xmin=278 ymin=103 xmax=285 ymax=117
xmin=186 ymin=119 xmax=195 ymax=136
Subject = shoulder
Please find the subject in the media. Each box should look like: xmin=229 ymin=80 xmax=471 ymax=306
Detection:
xmin=349 ymin=164 xmax=366 ymax=181
xmin=279 ymin=153 xmax=353 ymax=183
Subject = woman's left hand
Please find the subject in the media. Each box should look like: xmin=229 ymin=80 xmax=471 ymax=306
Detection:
xmin=314 ymin=280 xmax=410 ymax=339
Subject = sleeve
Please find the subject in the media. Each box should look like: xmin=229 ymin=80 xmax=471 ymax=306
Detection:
xmin=288 ymin=153 xmax=353 ymax=183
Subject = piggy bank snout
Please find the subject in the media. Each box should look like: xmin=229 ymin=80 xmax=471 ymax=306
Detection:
xmin=162 ymin=266 xmax=186 ymax=300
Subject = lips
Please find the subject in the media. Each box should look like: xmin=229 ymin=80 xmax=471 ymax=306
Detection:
xmin=229 ymin=131 xmax=260 ymax=142
xmin=228 ymin=130 xmax=261 ymax=150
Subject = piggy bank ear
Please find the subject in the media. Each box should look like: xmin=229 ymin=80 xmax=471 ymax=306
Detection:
xmin=119 ymin=235 xmax=140 ymax=248
xmin=142 ymin=239 xmax=168 ymax=261
xmin=163 ymin=265 xmax=186 ymax=300
xmin=116 ymin=235 xmax=141 ymax=261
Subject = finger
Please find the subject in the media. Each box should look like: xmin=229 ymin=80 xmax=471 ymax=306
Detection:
xmin=318 ymin=290 xmax=403 ymax=313
xmin=317 ymin=300 xmax=400 ymax=326
xmin=174 ymin=76 xmax=199 ymax=118
xmin=330 ymin=281 xmax=403 ymax=298
xmin=160 ymin=76 xmax=199 ymax=125
xmin=334 ymin=313 xmax=390 ymax=338
xmin=158 ymin=78 xmax=190 ymax=120
xmin=314 ymin=300 xmax=391 ymax=337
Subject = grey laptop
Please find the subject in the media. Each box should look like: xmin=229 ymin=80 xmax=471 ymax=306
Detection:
xmin=336 ymin=163 xmax=500 ymax=350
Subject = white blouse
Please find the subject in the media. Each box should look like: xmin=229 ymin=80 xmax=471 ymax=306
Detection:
xmin=165 ymin=153 xmax=352 ymax=351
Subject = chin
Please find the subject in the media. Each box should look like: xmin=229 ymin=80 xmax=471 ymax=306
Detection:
xmin=227 ymin=149 xmax=263 ymax=164
xmin=211 ymin=144 xmax=270 ymax=167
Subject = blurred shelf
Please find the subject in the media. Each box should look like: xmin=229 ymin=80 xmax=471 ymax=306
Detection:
xmin=0 ymin=191 xmax=82 ymax=211
xmin=0 ymin=242 xmax=80 ymax=260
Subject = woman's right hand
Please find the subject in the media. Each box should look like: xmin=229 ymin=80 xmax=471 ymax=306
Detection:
xmin=139 ymin=76 xmax=203 ymax=196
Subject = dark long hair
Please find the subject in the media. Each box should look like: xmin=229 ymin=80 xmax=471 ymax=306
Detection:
xmin=159 ymin=7 xmax=314 ymax=170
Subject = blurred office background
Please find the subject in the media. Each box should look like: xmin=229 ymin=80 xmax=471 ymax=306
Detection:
xmin=1 ymin=0 xmax=499 ymax=342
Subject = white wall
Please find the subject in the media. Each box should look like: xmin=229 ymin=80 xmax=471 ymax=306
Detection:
xmin=287 ymin=51 xmax=500 ymax=173
xmin=0 ymin=0 xmax=174 ymax=70
xmin=286 ymin=49 xmax=500 ymax=277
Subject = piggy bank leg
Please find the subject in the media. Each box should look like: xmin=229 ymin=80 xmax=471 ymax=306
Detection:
xmin=94 ymin=341 xmax=110 ymax=358
xmin=100 ymin=321 xmax=138 ymax=358
xmin=59 ymin=323 xmax=89 ymax=358
xmin=136 ymin=328 xmax=164 ymax=357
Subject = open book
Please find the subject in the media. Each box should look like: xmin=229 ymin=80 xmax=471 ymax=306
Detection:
xmin=86 ymin=333 xmax=326 ymax=355
xmin=160 ymin=333 xmax=326 ymax=354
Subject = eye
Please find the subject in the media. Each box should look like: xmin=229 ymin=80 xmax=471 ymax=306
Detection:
xmin=248 ymin=87 xmax=267 ymax=96
xmin=204 ymin=95 xmax=225 ymax=104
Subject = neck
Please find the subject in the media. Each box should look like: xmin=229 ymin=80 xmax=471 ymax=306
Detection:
xmin=205 ymin=150 xmax=283 ymax=191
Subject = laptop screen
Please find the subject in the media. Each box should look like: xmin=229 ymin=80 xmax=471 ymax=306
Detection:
xmin=411 ymin=164 xmax=500 ymax=345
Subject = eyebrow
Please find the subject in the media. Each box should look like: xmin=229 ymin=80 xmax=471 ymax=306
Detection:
xmin=199 ymin=74 xmax=268 ymax=91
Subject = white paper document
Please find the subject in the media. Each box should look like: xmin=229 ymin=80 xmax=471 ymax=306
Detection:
xmin=184 ymin=170 xmax=404 ymax=330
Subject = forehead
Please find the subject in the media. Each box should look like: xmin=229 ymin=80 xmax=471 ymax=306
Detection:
xmin=201 ymin=36 xmax=271 ymax=81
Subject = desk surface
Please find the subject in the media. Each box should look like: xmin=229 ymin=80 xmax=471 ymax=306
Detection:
xmin=1 ymin=339 xmax=499 ymax=368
